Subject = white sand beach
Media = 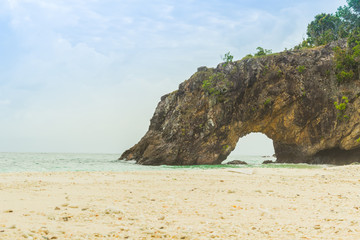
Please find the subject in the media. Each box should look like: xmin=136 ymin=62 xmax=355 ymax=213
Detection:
xmin=1 ymin=166 xmax=360 ymax=239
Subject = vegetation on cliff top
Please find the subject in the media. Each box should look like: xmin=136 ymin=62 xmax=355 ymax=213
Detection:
xmin=302 ymin=0 xmax=360 ymax=85
xmin=203 ymin=0 xmax=360 ymax=109
xmin=296 ymin=0 xmax=360 ymax=49
xmin=243 ymin=0 xmax=360 ymax=83
xmin=236 ymin=1 xmax=359 ymax=60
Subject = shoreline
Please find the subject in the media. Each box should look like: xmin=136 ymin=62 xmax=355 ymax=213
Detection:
xmin=1 ymin=166 xmax=360 ymax=239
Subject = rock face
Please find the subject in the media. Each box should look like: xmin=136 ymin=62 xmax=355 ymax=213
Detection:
xmin=120 ymin=41 xmax=360 ymax=165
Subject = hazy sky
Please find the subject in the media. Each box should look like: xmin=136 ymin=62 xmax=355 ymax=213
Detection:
xmin=0 ymin=0 xmax=346 ymax=155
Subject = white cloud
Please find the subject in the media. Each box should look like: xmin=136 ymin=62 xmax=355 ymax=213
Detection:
xmin=0 ymin=99 xmax=11 ymax=105
xmin=7 ymin=0 xmax=18 ymax=9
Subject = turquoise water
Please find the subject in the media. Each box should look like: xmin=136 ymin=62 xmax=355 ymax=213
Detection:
xmin=0 ymin=152 xmax=325 ymax=173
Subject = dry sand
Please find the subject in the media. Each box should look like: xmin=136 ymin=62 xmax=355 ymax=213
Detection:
xmin=0 ymin=166 xmax=360 ymax=239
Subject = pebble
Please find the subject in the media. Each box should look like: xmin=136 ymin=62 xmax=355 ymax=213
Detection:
xmin=104 ymin=208 xmax=124 ymax=215
xmin=8 ymin=225 xmax=16 ymax=229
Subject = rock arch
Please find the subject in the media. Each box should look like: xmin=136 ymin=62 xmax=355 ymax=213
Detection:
xmin=120 ymin=41 xmax=360 ymax=165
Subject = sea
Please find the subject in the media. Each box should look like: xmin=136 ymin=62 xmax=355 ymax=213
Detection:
xmin=0 ymin=152 xmax=325 ymax=173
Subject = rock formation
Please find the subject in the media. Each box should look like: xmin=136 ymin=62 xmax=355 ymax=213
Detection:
xmin=262 ymin=160 xmax=275 ymax=164
xmin=120 ymin=40 xmax=360 ymax=165
xmin=226 ymin=160 xmax=248 ymax=165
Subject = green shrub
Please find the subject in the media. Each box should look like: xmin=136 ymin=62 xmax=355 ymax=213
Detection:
xmin=334 ymin=96 xmax=349 ymax=120
xmin=222 ymin=52 xmax=233 ymax=67
xmin=254 ymin=47 xmax=272 ymax=57
xmin=262 ymin=66 xmax=269 ymax=76
xmin=264 ymin=98 xmax=272 ymax=106
xmin=202 ymin=79 xmax=214 ymax=94
xmin=294 ymin=39 xmax=313 ymax=50
xmin=297 ymin=65 xmax=306 ymax=73
xmin=336 ymin=70 xmax=354 ymax=82
xmin=333 ymin=36 xmax=360 ymax=83
xmin=181 ymin=128 xmax=186 ymax=136
xmin=202 ymin=72 xmax=232 ymax=98
xmin=241 ymin=54 xmax=253 ymax=60
xmin=300 ymin=87 xmax=306 ymax=97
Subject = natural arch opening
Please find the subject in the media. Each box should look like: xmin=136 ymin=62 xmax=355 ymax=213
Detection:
xmin=222 ymin=133 xmax=275 ymax=164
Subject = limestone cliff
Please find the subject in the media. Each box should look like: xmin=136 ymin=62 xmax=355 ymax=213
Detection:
xmin=120 ymin=40 xmax=360 ymax=165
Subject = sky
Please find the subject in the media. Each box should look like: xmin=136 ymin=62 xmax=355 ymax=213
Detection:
xmin=0 ymin=0 xmax=346 ymax=155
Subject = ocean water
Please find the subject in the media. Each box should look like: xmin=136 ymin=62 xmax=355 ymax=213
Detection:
xmin=0 ymin=152 xmax=324 ymax=173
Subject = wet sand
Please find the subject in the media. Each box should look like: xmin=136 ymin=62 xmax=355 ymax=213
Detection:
xmin=0 ymin=166 xmax=360 ymax=239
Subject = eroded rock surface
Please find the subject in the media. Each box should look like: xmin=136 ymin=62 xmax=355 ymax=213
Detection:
xmin=120 ymin=41 xmax=360 ymax=165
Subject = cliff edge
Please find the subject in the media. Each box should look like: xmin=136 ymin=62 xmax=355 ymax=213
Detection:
xmin=120 ymin=41 xmax=360 ymax=165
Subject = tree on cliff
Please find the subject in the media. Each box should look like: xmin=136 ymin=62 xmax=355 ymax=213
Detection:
xmin=254 ymin=47 xmax=272 ymax=56
xmin=306 ymin=13 xmax=345 ymax=46
xmin=305 ymin=0 xmax=360 ymax=47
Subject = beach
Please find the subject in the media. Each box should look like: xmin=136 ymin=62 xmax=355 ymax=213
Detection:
xmin=1 ymin=166 xmax=360 ymax=239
